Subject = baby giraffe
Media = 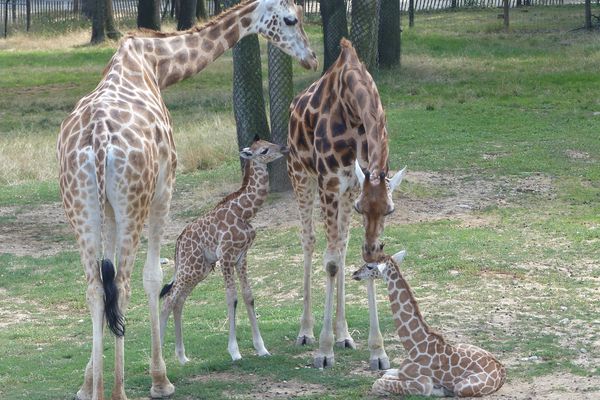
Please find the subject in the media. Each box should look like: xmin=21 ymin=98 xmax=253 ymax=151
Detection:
xmin=160 ymin=138 xmax=287 ymax=363
xmin=352 ymin=250 xmax=506 ymax=397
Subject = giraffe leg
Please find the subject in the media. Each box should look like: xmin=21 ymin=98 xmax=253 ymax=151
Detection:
xmin=145 ymin=199 xmax=174 ymax=398
xmin=366 ymin=278 xmax=389 ymax=370
xmin=172 ymin=294 xmax=191 ymax=364
xmin=454 ymin=372 xmax=500 ymax=397
xmin=334 ymin=190 xmax=355 ymax=350
xmin=221 ymin=258 xmax=242 ymax=361
xmin=372 ymin=376 xmax=436 ymax=397
xmin=288 ymin=170 xmax=317 ymax=346
xmin=236 ymin=253 xmax=270 ymax=357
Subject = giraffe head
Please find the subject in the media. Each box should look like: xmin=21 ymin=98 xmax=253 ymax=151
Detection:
xmin=240 ymin=136 xmax=289 ymax=164
xmin=354 ymin=161 xmax=407 ymax=262
xmin=253 ymin=0 xmax=318 ymax=70
xmin=352 ymin=250 xmax=406 ymax=282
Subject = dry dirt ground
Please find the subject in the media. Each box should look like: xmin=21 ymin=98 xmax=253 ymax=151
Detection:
xmin=2 ymin=170 xmax=599 ymax=399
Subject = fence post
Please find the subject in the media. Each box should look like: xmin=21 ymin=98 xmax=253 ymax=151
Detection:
xmin=503 ymin=0 xmax=509 ymax=31
xmin=409 ymin=0 xmax=414 ymax=27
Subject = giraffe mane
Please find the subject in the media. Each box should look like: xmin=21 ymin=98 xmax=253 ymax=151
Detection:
xmin=125 ymin=0 xmax=257 ymax=39
xmin=214 ymin=160 xmax=253 ymax=208
xmin=388 ymin=258 xmax=447 ymax=345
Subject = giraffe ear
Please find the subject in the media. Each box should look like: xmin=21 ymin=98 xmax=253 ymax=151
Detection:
xmin=253 ymin=134 xmax=261 ymax=143
xmin=355 ymin=160 xmax=365 ymax=186
xmin=389 ymin=166 xmax=407 ymax=192
xmin=240 ymin=147 xmax=253 ymax=159
xmin=392 ymin=250 xmax=407 ymax=264
xmin=376 ymin=262 xmax=387 ymax=274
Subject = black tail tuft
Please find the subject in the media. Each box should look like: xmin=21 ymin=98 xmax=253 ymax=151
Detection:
xmin=159 ymin=281 xmax=174 ymax=299
xmin=101 ymin=259 xmax=125 ymax=337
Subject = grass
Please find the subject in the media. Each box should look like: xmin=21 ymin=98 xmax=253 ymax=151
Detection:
xmin=1 ymin=6 xmax=600 ymax=400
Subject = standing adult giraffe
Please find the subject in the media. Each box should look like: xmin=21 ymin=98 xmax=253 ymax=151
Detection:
xmin=287 ymin=38 xmax=405 ymax=369
xmin=57 ymin=1 xmax=317 ymax=399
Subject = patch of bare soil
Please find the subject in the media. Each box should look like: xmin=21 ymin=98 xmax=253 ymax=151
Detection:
xmin=484 ymin=373 xmax=600 ymax=400
xmin=0 ymin=203 xmax=75 ymax=257
xmin=189 ymin=371 xmax=328 ymax=399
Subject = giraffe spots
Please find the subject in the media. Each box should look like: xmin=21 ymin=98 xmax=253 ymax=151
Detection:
xmin=202 ymin=39 xmax=214 ymax=53
xmin=224 ymin=24 xmax=240 ymax=48
xmin=240 ymin=16 xmax=251 ymax=28
xmin=309 ymin=82 xmax=324 ymax=109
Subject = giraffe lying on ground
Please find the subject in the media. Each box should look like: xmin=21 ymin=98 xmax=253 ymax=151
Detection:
xmin=287 ymin=38 xmax=406 ymax=369
xmin=352 ymin=251 xmax=506 ymax=397
xmin=160 ymin=139 xmax=287 ymax=363
xmin=57 ymin=1 xmax=315 ymax=398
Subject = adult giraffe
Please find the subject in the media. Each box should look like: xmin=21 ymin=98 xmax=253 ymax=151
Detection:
xmin=57 ymin=1 xmax=317 ymax=399
xmin=287 ymin=38 xmax=405 ymax=369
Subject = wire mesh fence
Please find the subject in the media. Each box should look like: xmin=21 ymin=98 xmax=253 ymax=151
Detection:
xmin=1 ymin=0 xmax=595 ymax=37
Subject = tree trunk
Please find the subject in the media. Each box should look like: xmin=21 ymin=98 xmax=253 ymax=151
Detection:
xmin=178 ymin=0 xmax=197 ymax=30
xmin=378 ymin=0 xmax=400 ymax=68
xmin=196 ymin=0 xmax=207 ymax=20
xmin=214 ymin=0 xmax=222 ymax=15
xmin=138 ymin=0 xmax=161 ymax=31
xmin=585 ymin=0 xmax=592 ymax=30
xmin=91 ymin=0 xmax=106 ymax=43
xmin=105 ymin=0 xmax=121 ymax=40
xmin=320 ymin=0 xmax=348 ymax=73
xmin=350 ymin=0 xmax=380 ymax=70
xmin=503 ymin=0 xmax=509 ymax=32
xmin=267 ymin=44 xmax=293 ymax=192
xmin=408 ymin=0 xmax=414 ymax=28
xmin=226 ymin=0 xmax=269 ymax=167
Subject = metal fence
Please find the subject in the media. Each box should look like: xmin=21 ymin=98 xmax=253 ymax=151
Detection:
xmin=1 ymin=0 xmax=591 ymax=37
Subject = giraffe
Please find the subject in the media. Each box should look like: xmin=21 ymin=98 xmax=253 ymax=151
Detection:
xmin=286 ymin=38 xmax=406 ymax=369
xmin=56 ymin=1 xmax=316 ymax=399
xmin=159 ymin=138 xmax=286 ymax=364
xmin=352 ymin=250 xmax=507 ymax=397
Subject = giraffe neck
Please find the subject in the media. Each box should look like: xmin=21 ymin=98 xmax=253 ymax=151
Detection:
xmin=223 ymin=160 xmax=269 ymax=220
xmin=127 ymin=0 xmax=260 ymax=89
xmin=383 ymin=262 xmax=443 ymax=355
xmin=336 ymin=41 xmax=389 ymax=178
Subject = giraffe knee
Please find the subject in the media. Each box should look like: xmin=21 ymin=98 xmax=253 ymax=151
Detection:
xmin=326 ymin=261 xmax=338 ymax=277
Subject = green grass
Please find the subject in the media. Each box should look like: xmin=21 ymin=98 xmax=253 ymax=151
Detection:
xmin=1 ymin=6 xmax=600 ymax=400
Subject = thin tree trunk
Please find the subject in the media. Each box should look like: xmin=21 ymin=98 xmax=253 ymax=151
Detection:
xmin=105 ymin=0 xmax=121 ymax=40
xmin=409 ymin=0 xmax=414 ymax=28
xmin=378 ymin=0 xmax=400 ymax=68
xmin=350 ymin=0 xmax=379 ymax=70
xmin=320 ymin=0 xmax=348 ymax=73
xmin=138 ymin=0 xmax=161 ymax=30
xmin=503 ymin=0 xmax=509 ymax=31
xmin=178 ymin=0 xmax=197 ymax=30
xmin=196 ymin=0 xmax=207 ymax=20
xmin=91 ymin=0 xmax=106 ymax=43
xmin=585 ymin=0 xmax=592 ymax=30
xmin=267 ymin=44 xmax=293 ymax=192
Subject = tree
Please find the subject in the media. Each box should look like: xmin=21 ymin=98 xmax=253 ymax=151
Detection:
xmin=350 ymin=0 xmax=380 ymax=71
xmin=320 ymin=0 xmax=348 ymax=73
xmin=91 ymin=0 xmax=121 ymax=44
xmin=196 ymin=0 xmax=208 ymax=20
xmin=138 ymin=0 xmax=161 ymax=31
xmin=177 ymin=0 xmax=197 ymax=30
xmin=378 ymin=0 xmax=401 ymax=68
xmin=267 ymin=44 xmax=293 ymax=191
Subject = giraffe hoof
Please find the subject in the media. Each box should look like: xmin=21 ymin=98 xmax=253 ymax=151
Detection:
xmin=370 ymin=357 xmax=390 ymax=371
xmin=150 ymin=382 xmax=175 ymax=398
xmin=75 ymin=389 xmax=92 ymax=400
xmin=335 ymin=338 xmax=356 ymax=349
xmin=314 ymin=354 xmax=335 ymax=369
xmin=296 ymin=335 xmax=315 ymax=346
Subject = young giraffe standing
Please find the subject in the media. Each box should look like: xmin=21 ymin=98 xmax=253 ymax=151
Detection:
xmin=352 ymin=251 xmax=506 ymax=397
xmin=287 ymin=38 xmax=405 ymax=369
xmin=57 ymin=1 xmax=316 ymax=399
xmin=159 ymin=139 xmax=287 ymax=364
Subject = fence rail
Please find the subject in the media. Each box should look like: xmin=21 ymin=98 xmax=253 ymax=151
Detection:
xmin=1 ymin=0 xmax=590 ymax=37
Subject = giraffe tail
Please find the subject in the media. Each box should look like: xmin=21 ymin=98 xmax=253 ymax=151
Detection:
xmin=101 ymin=258 xmax=125 ymax=337
xmin=159 ymin=281 xmax=174 ymax=299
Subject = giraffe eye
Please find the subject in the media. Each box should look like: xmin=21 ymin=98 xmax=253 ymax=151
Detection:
xmin=283 ymin=16 xmax=298 ymax=26
xmin=260 ymin=148 xmax=269 ymax=155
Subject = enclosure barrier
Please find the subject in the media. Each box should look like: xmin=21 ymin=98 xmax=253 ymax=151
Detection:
xmin=1 ymin=0 xmax=592 ymax=38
